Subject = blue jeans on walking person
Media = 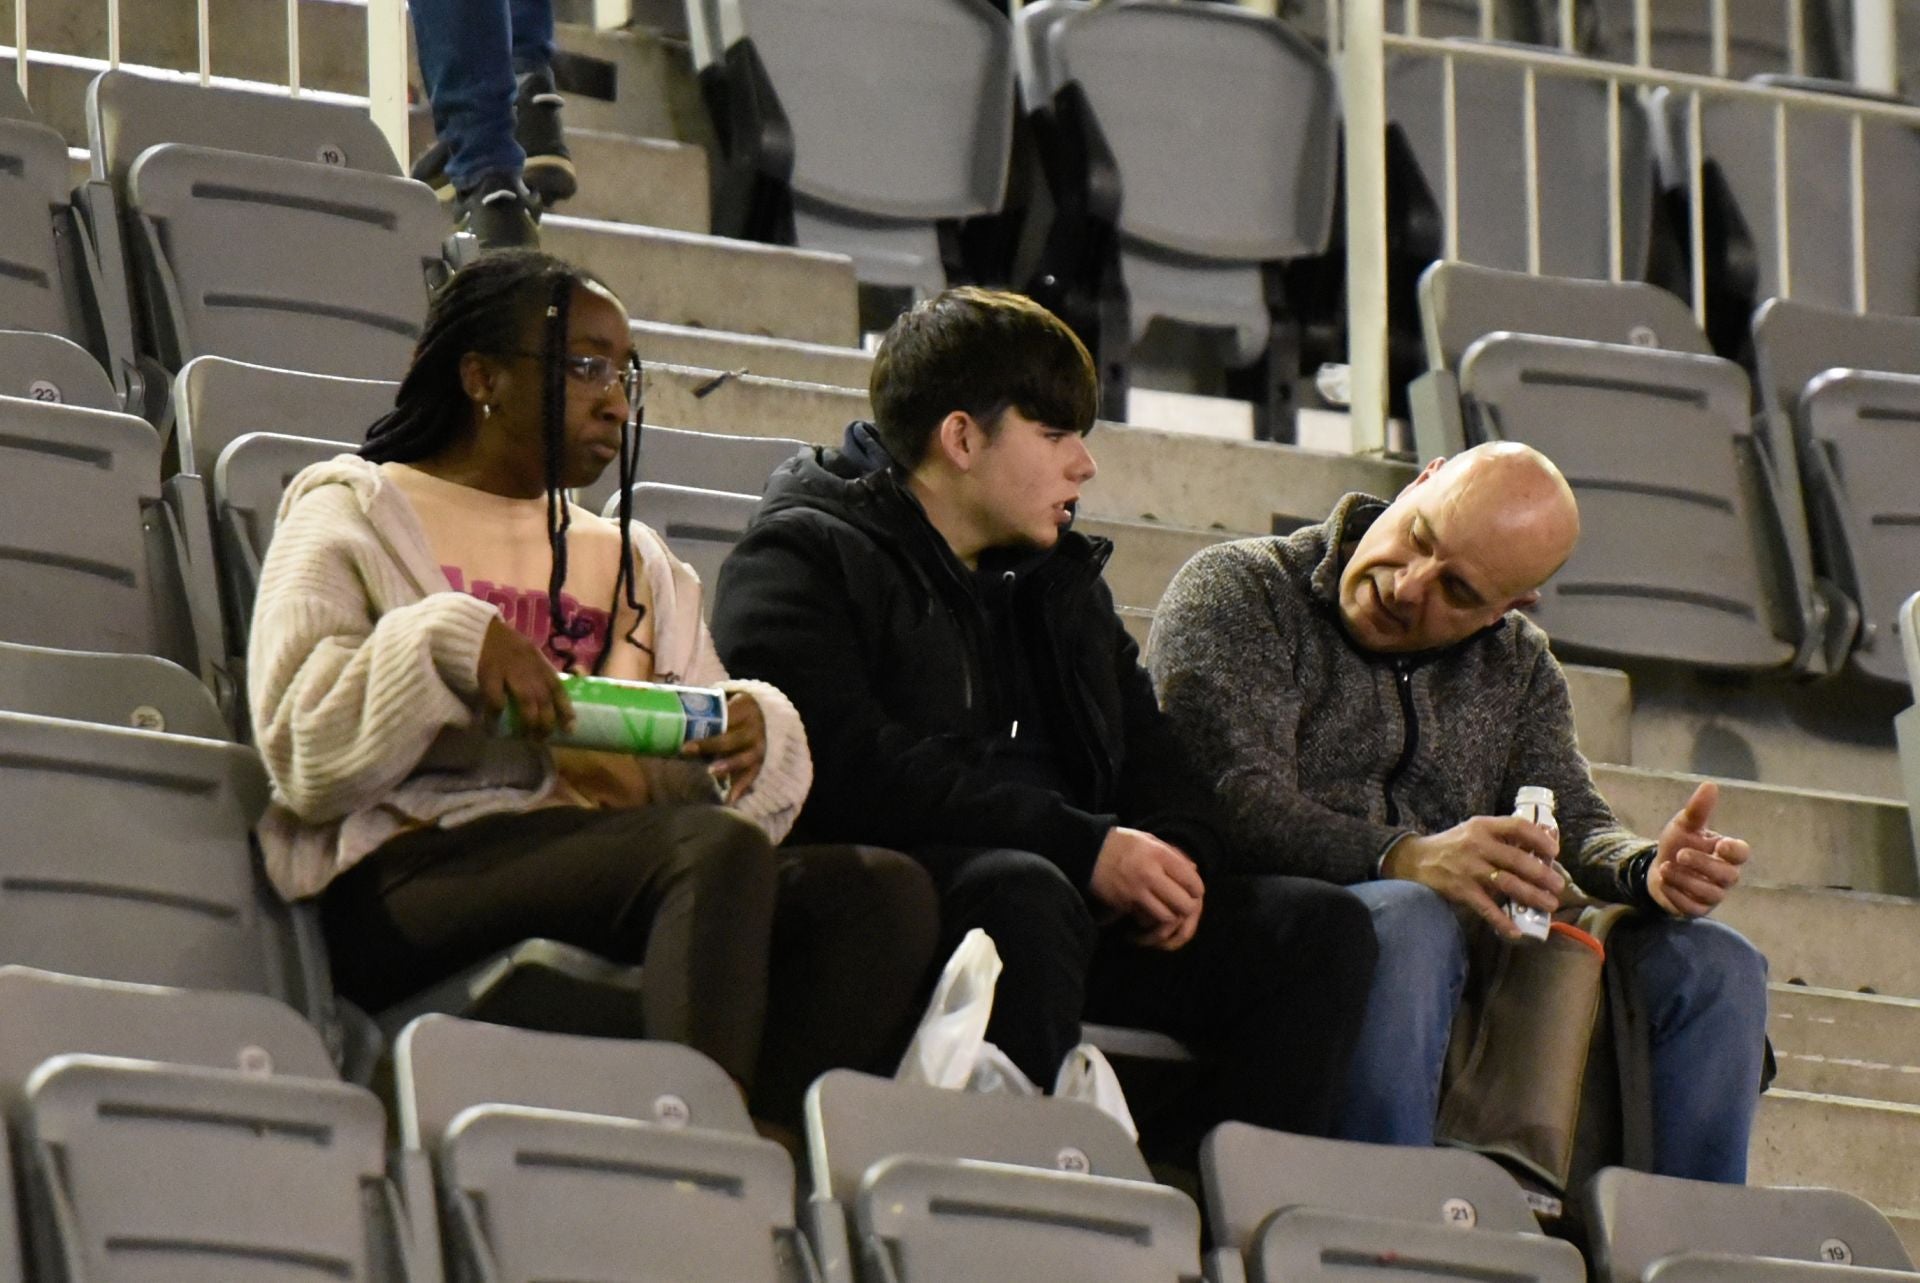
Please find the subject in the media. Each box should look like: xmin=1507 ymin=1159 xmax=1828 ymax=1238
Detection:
xmin=1338 ymin=879 xmax=1769 ymax=1183
xmin=410 ymin=0 xmax=555 ymax=190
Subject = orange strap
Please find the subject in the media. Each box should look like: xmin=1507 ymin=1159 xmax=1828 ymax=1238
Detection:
xmin=1549 ymin=920 xmax=1606 ymax=961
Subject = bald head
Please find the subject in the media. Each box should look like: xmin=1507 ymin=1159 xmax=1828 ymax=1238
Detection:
xmin=1337 ymin=442 xmax=1580 ymax=654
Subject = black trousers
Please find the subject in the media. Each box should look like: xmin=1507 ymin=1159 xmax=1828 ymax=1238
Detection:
xmin=914 ymin=846 xmax=1379 ymax=1149
xmin=322 ymin=803 xmax=939 ymax=1123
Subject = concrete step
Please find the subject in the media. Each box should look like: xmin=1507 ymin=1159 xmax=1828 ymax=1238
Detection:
xmin=1080 ymin=516 xmax=1230 ymax=615
xmin=544 ymin=215 xmax=859 ymax=347
xmin=1566 ymin=664 xmax=1634 ymax=768
xmin=1590 ymin=766 xmax=1916 ymax=897
xmin=1716 ymin=885 xmax=1920 ymax=996
xmin=1769 ymin=984 xmax=1920 ymax=1107
xmin=551 ymin=22 xmax=711 ymax=149
xmin=559 ymin=128 xmax=708 ymax=230
xmin=1750 ymin=1089 xmax=1920 ymax=1248
xmin=642 ymin=363 xmax=864 ymax=443
xmin=632 ymin=321 xmax=872 ymax=390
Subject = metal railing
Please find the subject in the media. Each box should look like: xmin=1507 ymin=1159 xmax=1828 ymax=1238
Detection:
xmin=1334 ymin=0 xmax=1917 ymax=451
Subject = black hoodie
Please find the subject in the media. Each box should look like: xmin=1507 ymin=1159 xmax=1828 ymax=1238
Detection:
xmin=710 ymin=422 xmax=1227 ymax=888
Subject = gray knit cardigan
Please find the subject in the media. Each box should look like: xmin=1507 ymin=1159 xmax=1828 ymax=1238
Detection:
xmin=1147 ymin=493 xmax=1651 ymax=899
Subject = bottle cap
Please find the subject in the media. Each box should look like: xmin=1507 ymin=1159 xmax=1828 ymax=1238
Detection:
xmin=1515 ymin=785 xmax=1556 ymax=809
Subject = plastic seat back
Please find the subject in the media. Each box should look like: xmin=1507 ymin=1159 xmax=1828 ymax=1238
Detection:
xmin=176 ymin=355 xmax=396 ymax=479
xmin=0 ymin=640 xmax=228 ymax=739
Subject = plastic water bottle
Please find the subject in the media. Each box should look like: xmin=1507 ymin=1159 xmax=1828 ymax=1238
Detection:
xmin=1508 ymin=785 xmax=1558 ymax=942
xmin=498 ymin=675 xmax=726 ymax=756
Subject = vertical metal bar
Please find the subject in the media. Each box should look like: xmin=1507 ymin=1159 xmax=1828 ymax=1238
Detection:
xmin=366 ymin=0 xmax=412 ymax=171
xmin=1406 ymin=0 xmax=1420 ymax=37
xmin=108 ymin=0 xmax=122 ymax=68
xmin=287 ymin=0 xmax=301 ymax=93
xmin=1773 ymin=101 xmax=1791 ymax=299
xmin=1850 ymin=111 xmax=1868 ymax=312
xmin=592 ymin=0 xmax=630 ymax=29
xmin=1787 ymin=0 xmax=1806 ymax=75
xmin=1688 ymin=90 xmax=1707 ymax=328
xmin=1608 ymin=78 xmax=1623 ymax=281
xmin=1709 ymin=0 xmax=1728 ymax=77
xmin=13 ymin=0 xmax=24 ymax=100
xmin=1523 ymin=65 xmax=1540 ymax=275
xmin=1633 ymin=0 xmax=1652 ymax=67
xmin=1477 ymin=0 xmax=1493 ymax=41
xmin=1443 ymin=53 xmax=1459 ymax=260
xmin=1558 ymin=0 xmax=1576 ymax=52
xmin=1343 ymin=0 xmax=1391 ymax=455
xmin=1854 ymin=0 xmax=1898 ymax=94
xmin=198 ymin=0 xmax=212 ymax=85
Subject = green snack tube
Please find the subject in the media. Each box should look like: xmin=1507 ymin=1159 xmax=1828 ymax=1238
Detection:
xmin=498 ymin=675 xmax=727 ymax=756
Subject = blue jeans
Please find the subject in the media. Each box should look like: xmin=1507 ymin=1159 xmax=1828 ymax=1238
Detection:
xmin=409 ymin=0 xmax=555 ymax=189
xmin=1339 ymin=880 xmax=1769 ymax=1182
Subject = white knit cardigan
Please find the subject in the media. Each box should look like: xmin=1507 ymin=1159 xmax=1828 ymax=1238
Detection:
xmin=247 ymin=455 xmax=812 ymax=901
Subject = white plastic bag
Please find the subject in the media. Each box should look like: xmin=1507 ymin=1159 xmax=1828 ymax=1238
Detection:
xmin=1054 ymin=1043 xmax=1139 ymax=1140
xmin=898 ymin=929 xmax=1031 ymax=1091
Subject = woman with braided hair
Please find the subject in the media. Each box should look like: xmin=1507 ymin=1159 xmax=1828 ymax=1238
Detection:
xmin=248 ymin=250 xmax=937 ymax=1123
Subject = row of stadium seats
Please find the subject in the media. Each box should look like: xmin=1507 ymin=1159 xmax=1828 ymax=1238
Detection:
xmin=0 ymin=962 xmax=1905 ymax=1282
xmin=684 ymin=0 xmax=1920 ymax=437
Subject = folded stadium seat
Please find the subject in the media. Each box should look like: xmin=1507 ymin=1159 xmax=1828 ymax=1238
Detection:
xmin=0 ymin=330 xmax=119 ymax=411
xmin=1586 ymin=1166 xmax=1915 ymax=1281
xmin=396 ymin=1014 xmax=809 ymax=1282
xmin=213 ymin=431 xmax=353 ymax=659
xmin=84 ymin=70 xmax=445 ymax=394
xmin=688 ymin=0 xmax=1016 ymax=309
xmin=1649 ymin=78 xmax=1920 ymax=357
xmin=0 ymin=966 xmax=347 ymax=1283
xmin=0 ymin=640 xmax=229 ymax=739
xmin=1411 ymin=261 xmax=1819 ymax=674
xmin=1019 ymin=0 xmax=1339 ymax=442
xmin=24 ymin=1055 xmax=410 ymax=1281
xmin=1751 ymin=298 xmax=1920 ymax=676
xmin=1894 ymin=593 xmax=1920 ymax=875
xmin=805 ymin=1068 xmax=1201 ymax=1283
xmin=0 ymin=710 xmax=314 ymax=1000
xmin=1200 ymin=1122 xmax=1585 ymax=1283
xmin=576 ymin=424 xmax=807 ymax=516
xmin=1790 ymin=370 xmax=1920 ymax=684
xmin=0 ymin=395 xmax=225 ymax=684
xmin=604 ymin=482 xmax=763 ymax=610
xmin=1573 ymin=0 xmax=1846 ymax=80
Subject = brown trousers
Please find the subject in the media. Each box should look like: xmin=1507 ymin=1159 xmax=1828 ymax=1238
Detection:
xmin=320 ymin=802 xmax=939 ymax=1122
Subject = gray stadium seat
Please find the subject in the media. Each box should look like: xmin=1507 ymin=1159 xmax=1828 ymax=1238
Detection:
xmin=0 ymin=395 xmax=221 ymax=674
xmin=123 ymin=145 xmax=443 ymax=381
xmin=1792 ymin=369 xmax=1920 ymax=683
xmin=1577 ymin=0 xmax=1845 ymax=80
xmin=578 ymin=424 xmax=805 ymax=514
xmin=1414 ymin=263 xmax=1824 ymax=673
xmin=1653 ymin=82 xmax=1920 ymax=340
xmin=0 ymin=640 xmax=228 ymax=739
xmin=213 ymin=432 xmax=353 ymax=654
xmin=22 ymin=1054 xmax=408 ymax=1281
xmin=396 ymin=1016 xmax=808 ymax=1282
xmin=176 ymin=355 xmax=395 ymax=479
xmin=1587 ymin=1167 xmax=1915 ymax=1280
xmin=0 ymin=966 xmax=338 ymax=1283
xmin=0 ymin=710 xmax=307 ymax=997
xmin=1646 ymin=1259 xmax=1920 ymax=1282
xmin=1201 ymin=1122 xmax=1584 ymax=1283
xmin=806 ymin=1069 xmax=1199 ymax=1283
xmin=1023 ymin=0 xmax=1339 ymax=440
xmin=87 ymin=68 xmax=403 ymax=188
xmin=606 ymin=483 xmax=761 ymax=610
xmin=1388 ymin=46 xmax=1655 ymax=282
xmin=694 ymin=0 xmax=1015 ymax=297
xmin=0 ymin=331 xmax=118 ymax=411
xmin=1898 ymin=593 xmax=1920 ymax=865
xmin=0 ymin=123 xmax=101 ymax=350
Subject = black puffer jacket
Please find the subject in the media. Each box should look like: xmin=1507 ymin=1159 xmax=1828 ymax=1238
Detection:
xmin=711 ymin=422 xmax=1227 ymax=887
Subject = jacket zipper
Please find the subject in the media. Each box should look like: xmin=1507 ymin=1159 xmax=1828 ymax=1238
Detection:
xmin=1383 ymin=659 xmax=1419 ymax=824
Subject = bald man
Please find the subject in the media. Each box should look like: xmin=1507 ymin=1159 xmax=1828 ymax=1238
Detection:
xmin=1148 ymin=444 xmax=1768 ymax=1182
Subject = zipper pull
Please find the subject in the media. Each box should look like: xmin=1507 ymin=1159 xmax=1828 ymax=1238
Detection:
xmin=1010 ymin=719 xmax=1020 ymax=740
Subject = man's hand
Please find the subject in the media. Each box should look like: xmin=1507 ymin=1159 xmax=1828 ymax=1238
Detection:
xmin=1382 ymin=816 xmax=1564 ymax=941
xmin=478 ymin=616 xmax=572 ymax=737
xmin=1090 ymin=827 xmax=1205 ymax=951
xmin=681 ymin=692 xmax=767 ymax=802
xmin=1648 ymin=781 xmax=1750 ymax=918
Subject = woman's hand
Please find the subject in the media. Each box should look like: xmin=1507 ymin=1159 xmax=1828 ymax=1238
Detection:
xmin=681 ymin=692 xmax=766 ymax=802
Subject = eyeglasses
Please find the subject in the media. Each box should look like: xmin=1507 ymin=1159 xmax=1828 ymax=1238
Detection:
xmin=508 ymin=351 xmax=643 ymax=409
